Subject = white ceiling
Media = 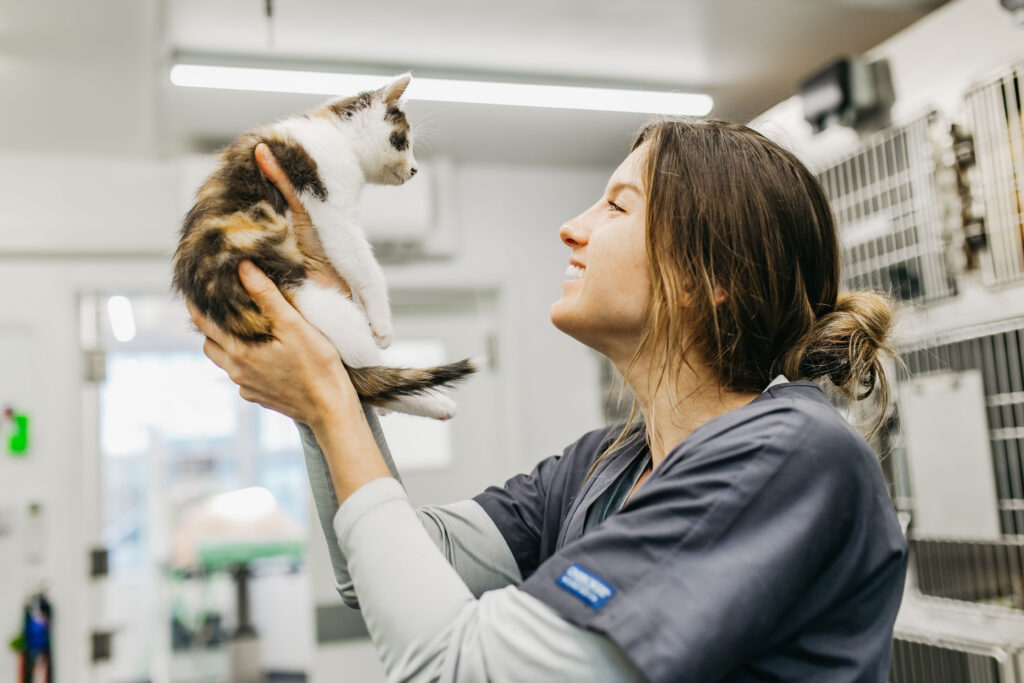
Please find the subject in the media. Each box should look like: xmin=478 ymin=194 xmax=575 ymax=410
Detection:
xmin=0 ymin=0 xmax=949 ymax=165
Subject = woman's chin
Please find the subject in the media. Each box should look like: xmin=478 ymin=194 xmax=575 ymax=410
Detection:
xmin=549 ymin=302 xmax=573 ymax=334
xmin=550 ymin=305 xmax=590 ymax=345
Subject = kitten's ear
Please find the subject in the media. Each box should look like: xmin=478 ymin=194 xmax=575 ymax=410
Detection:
xmin=379 ymin=73 xmax=412 ymax=105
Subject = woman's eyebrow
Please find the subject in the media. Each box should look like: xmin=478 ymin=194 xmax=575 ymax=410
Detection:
xmin=606 ymin=181 xmax=642 ymax=198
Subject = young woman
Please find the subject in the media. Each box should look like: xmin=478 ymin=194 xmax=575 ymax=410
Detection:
xmin=190 ymin=118 xmax=908 ymax=682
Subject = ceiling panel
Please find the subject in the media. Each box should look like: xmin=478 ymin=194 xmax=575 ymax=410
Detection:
xmin=0 ymin=0 xmax=951 ymax=164
xmin=161 ymin=0 xmax=949 ymax=163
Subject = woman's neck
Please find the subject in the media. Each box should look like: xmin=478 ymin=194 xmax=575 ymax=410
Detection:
xmin=617 ymin=354 xmax=761 ymax=467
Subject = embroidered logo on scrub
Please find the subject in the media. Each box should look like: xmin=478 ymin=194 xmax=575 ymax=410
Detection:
xmin=557 ymin=564 xmax=615 ymax=609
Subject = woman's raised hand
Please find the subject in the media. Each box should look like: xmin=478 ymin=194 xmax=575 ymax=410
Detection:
xmin=187 ymin=260 xmax=356 ymax=428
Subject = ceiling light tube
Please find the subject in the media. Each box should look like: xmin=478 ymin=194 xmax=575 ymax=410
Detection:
xmin=170 ymin=64 xmax=713 ymax=116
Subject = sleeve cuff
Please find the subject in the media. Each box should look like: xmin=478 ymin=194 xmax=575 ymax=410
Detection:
xmin=333 ymin=477 xmax=407 ymax=551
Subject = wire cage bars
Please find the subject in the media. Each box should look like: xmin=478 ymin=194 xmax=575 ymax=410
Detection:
xmin=817 ymin=113 xmax=957 ymax=304
xmin=964 ymin=61 xmax=1024 ymax=287
xmin=890 ymin=633 xmax=1023 ymax=683
xmin=896 ymin=320 xmax=1024 ymax=538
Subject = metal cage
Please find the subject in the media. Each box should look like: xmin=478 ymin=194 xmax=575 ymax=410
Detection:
xmin=817 ymin=113 xmax=956 ymax=304
xmin=964 ymin=62 xmax=1024 ymax=287
xmin=910 ymin=537 xmax=1024 ymax=610
xmin=896 ymin=319 xmax=1024 ymax=538
xmin=891 ymin=633 xmax=1023 ymax=683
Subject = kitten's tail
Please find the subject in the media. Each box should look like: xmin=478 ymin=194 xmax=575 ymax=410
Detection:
xmin=346 ymin=358 xmax=478 ymax=406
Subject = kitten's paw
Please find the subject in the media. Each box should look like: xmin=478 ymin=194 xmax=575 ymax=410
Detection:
xmin=371 ymin=323 xmax=393 ymax=349
xmin=387 ymin=393 xmax=457 ymax=420
xmin=426 ymin=396 xmax=457 ymax=421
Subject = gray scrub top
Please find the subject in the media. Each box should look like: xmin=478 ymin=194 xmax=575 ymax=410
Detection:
xmin=474 ymin=379 xmax=908 ymax=683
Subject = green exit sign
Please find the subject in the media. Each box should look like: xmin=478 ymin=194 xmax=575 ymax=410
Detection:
xmin=4 ymin=409 xmax=29 ymax=456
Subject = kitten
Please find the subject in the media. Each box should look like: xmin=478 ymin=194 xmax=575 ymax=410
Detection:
xmin=173 ymin=74 xmax=474 ymax=420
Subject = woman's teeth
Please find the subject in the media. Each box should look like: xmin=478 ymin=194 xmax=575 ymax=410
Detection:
xmin=565 ymin=264 xmax=585 ymax=280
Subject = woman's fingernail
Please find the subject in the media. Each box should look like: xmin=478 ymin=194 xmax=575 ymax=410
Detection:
xmin=240 ymin=260 xmax=255 ymax=275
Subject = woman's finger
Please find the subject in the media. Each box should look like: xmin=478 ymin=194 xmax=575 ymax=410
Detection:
xmin=238 ymin=260 xmax=300 ymax=325
xmin=202 ymin=335 xmax=231 ymax=371
xmin=255 ymin=143 xmax=305 ymax=216
xmin=187 ymin=300 xmax=232 ymax=349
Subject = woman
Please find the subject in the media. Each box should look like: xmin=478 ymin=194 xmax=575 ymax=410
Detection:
xmin=190 ymin=118 xmax=908 ymax=682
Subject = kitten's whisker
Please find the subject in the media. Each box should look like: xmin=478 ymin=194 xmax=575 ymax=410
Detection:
xmin=412 ymin=104 xmax=458 ymax=127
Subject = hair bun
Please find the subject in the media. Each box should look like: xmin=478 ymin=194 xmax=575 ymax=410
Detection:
xmin=799 ymin=290 xmax=895 ymax=400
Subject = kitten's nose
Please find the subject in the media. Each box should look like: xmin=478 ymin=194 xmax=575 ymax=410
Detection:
xmin=410 ymin=167 xmax=418 ymax=176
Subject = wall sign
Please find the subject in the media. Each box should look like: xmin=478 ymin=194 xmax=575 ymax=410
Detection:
xmin=3 ymin=406 xmax=30 ymax=456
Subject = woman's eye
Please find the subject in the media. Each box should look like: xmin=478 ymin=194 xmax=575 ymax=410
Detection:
xmin=607 ymin=201 xmax=624 ymax=213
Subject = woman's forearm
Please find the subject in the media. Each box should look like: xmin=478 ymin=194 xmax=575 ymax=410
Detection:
xmin=297 ymin=404 xmax=404 ymax=608
xmin=299 ymin=407 xmax=522 ymax=609
xmin=310 ymin=392 xmax=394 ymax=503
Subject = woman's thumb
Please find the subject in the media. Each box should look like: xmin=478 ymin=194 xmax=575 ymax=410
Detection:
xmin=239 ymin=260 xmax=291 ymax=318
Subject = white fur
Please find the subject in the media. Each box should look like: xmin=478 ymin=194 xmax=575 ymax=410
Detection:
xmin=294 ymin=282 xmax=456 ymax=420
xmin=275 ymin=94 xmax=417 ymax=350
xmin=381 ymin=391 xmax=457 ymax=421
xmin=273 ymin=78 xmax=456 ymax=420
xmin=292 ymin=281 xmax=381 ymax=368
xmin=275 ymin=115 xmax=395 ymax=348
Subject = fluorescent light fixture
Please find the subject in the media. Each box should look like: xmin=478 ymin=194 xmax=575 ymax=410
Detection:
xmin=170 ymin=64 xmax=713 ymax=116
xmin=107 ymin=295 xmax=136 ymax=343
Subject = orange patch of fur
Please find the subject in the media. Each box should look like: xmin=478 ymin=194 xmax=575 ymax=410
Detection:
xmin=230 ymin=306 xmax=272 ymax=339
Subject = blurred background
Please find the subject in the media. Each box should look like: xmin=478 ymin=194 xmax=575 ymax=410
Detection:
xmin=1 ymin=0 xmax=1023 ymax=680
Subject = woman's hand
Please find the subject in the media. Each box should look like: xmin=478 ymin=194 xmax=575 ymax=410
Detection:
xmin=254 ymin=142 xmax=351 ymax=297
xmin=187 ymin=261 xmax=357 ymax=428
xmin=189 ymin=264 xmax=391 ymax=501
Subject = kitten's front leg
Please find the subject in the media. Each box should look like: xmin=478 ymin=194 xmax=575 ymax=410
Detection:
xmin=304 ymin=201 xmax=392 ymax=349
xmin=347 ymin=248 xmax=392 ymax=350
xmin=292 ymin=280 xmax=382 ymax=368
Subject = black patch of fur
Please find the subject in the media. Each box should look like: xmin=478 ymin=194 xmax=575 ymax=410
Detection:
xmin=264 ymin=137 xmax=328 ymax=201
xmin=251 ymin=233 xmax=306 ymax=290
xmin=176 ymin=230 xmax=306 ymax=343
xmin=329 ymin=91 xmax=375 ymax=119
xmin=179 ymin=132 xmax=327 ymax=228
xmin=385 ymin=105 xmax=411 ymax=151
xmin=172 ymin=130 xmax=321 ymax=339
xmin=389 ymin=130 xmax=409 ymax=151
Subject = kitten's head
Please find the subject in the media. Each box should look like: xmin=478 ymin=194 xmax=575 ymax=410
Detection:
xmin=325 ymin=74 xmax=417 ymax=185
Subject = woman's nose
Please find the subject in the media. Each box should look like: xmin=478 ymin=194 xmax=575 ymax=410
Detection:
xmin=559 ymin=218 xmax=587 ymax=247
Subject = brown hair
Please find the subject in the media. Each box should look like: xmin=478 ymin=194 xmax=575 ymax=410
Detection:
xmin=597 ymin=118 xmax=898 ymax=468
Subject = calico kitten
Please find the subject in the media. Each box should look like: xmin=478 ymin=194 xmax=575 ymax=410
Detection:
xmin=173 ymin=74 xmax=474 ymax=420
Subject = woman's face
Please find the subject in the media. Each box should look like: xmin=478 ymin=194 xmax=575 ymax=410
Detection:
xmin=550 ymin=144 xmax=651 ymax=359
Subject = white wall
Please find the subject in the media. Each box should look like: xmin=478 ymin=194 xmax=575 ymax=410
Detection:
xmin=0 ymin=0 xmax=161 ymax=158
xmin=0 ymin=151 xmax=613 ymax=680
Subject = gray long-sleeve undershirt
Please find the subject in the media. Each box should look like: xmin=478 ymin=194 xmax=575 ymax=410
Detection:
xmin=296 ymin=411 xmax=644 ymax=682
